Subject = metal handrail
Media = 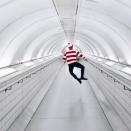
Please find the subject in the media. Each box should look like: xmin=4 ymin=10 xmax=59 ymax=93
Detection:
xmin=0 ymin=57 xmax=59 ymax=93
xmin=0 ymin=55 xmax=55 ymax=70
xmin=87 ymin=58 xmax=131 ymax=92
xmin=87 ymin=54 xmax=131 ymax=67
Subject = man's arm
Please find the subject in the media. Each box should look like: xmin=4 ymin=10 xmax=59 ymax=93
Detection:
xmin=77 ymin=51 xmax=87 ymax=61
xmin=63 ymin=53 xmax=66 ymax=63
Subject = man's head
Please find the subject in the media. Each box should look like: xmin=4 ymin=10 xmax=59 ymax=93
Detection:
xmin=68 ymin=43 xmax=73 ymax=50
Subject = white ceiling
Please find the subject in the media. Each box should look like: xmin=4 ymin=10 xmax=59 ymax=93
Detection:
xmin=53 ymin=0 xmax=78 ymax=42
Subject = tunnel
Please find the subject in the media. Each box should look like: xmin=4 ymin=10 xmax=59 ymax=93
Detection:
xmin=0 ymin=0 xmax=131 ymax=131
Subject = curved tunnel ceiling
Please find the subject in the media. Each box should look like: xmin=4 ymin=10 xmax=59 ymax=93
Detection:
xmin=75 ymin=0 xmax=131 ymax=64
xmin=0 ymin=0 xmax=131 ymax=68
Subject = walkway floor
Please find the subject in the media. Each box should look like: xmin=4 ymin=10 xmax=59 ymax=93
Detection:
xmin=25 ymin=63 xmax=112 ymax=131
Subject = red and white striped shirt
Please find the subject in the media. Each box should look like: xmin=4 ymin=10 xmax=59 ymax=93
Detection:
xmin=63 ymin=49 xmax=85 ymax=64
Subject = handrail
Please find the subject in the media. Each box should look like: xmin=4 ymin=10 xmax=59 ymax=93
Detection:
xmin=87 ymin=54 xmax=131 ymax=67
xmin=0 ymin=57 xmax=59 ymax=93
xmin=0 ymin=55 xmax=56 ymax=70
xmin=87 ymin=58 xmax=131 ymax=92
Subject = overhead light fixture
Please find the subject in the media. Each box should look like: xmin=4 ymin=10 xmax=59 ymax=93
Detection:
xmin=0 ymin=68 xmax=16 ymax=77
xmin=121 ymin=67 xmax=131 ymax=75
xmin=106 ymin=61 xmax=115 ymax=66
xmin=38 ymin=59 xmax=43 ymax=62
xmin=97 ymin=58 xmax=102 ymax=61
xmin=24 ymin=62 xmax=34 ymax=67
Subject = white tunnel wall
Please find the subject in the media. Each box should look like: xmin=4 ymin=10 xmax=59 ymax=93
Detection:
xmin=36 ymin=35 xmax=64 ymax=58
xmin=76 ymin=32 xmax=109 ymax=57
xmin=76 ymin=15 xmax=129 ymax=62
xmin=0 ymin=0 xmax=131 ymax=67
xmin=39 ymin=34 xmax=65 ymax=56
xmin=0 ymin=0 xmax=65 ymax=68
xmin=75 ymin=0 xmax=131 ymax=64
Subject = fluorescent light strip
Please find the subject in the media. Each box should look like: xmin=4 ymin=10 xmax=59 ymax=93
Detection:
xmin=97 ymin=58 xmax=102 ymax=61
xmin=106 ymin=61 xmax=115 ymax=66
xmin=24 ymin=62 xmax=34 ymax=67
xmin=38 ymin=59 xmax=43 ymax=62
xmin=0 ymin=68 xmax=16 ymax=77
xmin=122 ymin=67 xmax=131 ymax=75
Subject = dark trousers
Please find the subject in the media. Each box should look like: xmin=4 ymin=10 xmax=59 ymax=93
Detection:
xmin=68 ymin=62 xmax=85 ymax=80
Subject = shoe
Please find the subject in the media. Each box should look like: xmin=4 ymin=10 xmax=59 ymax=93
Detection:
xmin=81 ymin=77 xmax=88 ymax=80
xmin=77 ymin=79 xmax=82 ymax=84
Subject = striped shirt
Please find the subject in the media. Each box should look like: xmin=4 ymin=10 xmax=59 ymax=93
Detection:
xmin=63 ymin=49 xmax=85 ymax=64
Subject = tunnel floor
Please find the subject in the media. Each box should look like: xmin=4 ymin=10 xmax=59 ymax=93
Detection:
xmin=25 ymin=62 xmax=112 ymax=131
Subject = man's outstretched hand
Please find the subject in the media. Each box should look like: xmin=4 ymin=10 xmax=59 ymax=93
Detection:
xmin=84 ymin=58 xmax=88 ymax=61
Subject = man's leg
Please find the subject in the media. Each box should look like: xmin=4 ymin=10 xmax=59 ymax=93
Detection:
xmin=68 ymin=63 xmax=81 ymax=84
xmin=74 ymin=62 xmax=87 ymax=80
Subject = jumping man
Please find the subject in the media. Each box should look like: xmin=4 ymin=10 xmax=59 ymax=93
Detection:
xmin=63 ymin=43 xmax=87 ymax=84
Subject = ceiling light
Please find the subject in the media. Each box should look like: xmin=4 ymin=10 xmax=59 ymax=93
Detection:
xmin=24 ymin=62 xmax=34 ymax=67
xmin=105 ymin=61 xmax=115 ymax=66
xmin=97 ymin=58 xmax=102 ymax=61
xmin=38 ymin=59 xmax=43 ymax=62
